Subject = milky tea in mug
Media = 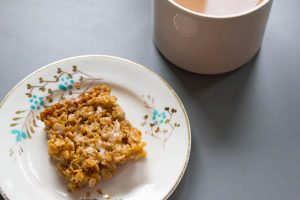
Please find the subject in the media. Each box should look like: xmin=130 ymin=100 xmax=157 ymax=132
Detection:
xmin=174 ymin=0 xmax=265 ymax=15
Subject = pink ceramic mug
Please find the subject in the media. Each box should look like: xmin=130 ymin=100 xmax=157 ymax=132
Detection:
xmin=153 ymin=0 xmax=273 ymax=74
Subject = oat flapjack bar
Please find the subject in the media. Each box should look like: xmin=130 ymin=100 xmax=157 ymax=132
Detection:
xmin=40 ymin=85 xmax=146 ymax=191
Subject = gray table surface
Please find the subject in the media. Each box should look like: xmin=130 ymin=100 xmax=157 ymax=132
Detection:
xmin=1 ymin=0 xmax=300 ymax=200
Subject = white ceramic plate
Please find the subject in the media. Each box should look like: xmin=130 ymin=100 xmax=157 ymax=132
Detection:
xmin=0 ymin=55 xmax=191 ymax=200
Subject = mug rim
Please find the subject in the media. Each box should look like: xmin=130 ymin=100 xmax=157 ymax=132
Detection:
xmin=169 ymin=0 xmax=271 ymax=19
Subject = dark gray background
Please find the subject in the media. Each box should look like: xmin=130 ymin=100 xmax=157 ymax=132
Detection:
xmin=1 ymin=0 xmax=300 ymax=200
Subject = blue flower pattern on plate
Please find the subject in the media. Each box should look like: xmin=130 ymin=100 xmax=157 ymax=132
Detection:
xmin=58 ymin=76 xmax=75 ymax=91
xmin=11 ymin=129 xmax=27 ymax=142
xmin=8 ymin=66 xmax=103 ymax=159
xmin=29 ymin=95 xmax=45 ymax=110
xmin=152 ymin=109 xmax=167 ymax=125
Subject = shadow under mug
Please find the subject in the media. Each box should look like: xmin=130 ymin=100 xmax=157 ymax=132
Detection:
xmin=153 ymin=0 xmax=273 ymax=74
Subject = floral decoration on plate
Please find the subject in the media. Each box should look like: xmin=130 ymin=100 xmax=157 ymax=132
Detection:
xmin=140 ymin=95 xmax=180 ymax=146
xmin=8 ymin=66 xmax=102 ymax=160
